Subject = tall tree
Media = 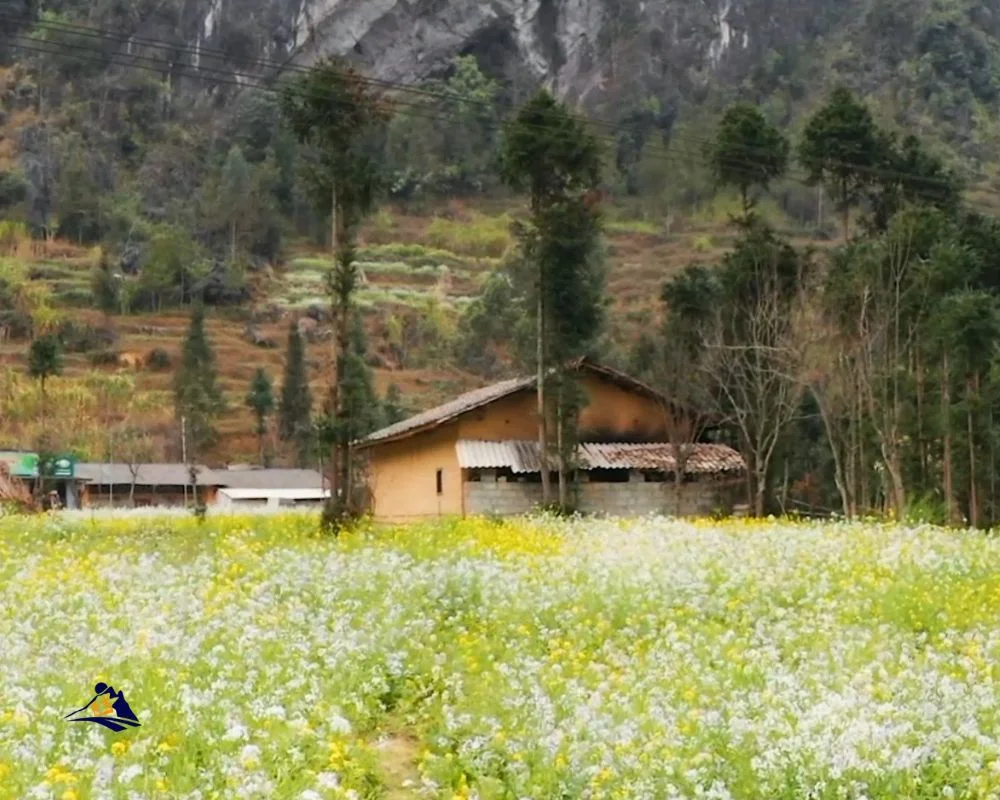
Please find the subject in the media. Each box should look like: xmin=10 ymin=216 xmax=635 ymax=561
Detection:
xmin=282 ymin=58 xmax=391 ymax=527
xmin=278 ymin=321 xmax=313 ymax=467
xmin=501 ymin=89 xmax=603 ymax=509
xmin=709 ymin=103 xmax=789 ymax=217
xmin=219 ymin=145 xmax=254 ymax=263
xmin=702 ymin=222 xmax=809 ymax=517
xmin=799 ymin=87 xmax=884 ymax=241
xmin=28 ymin=333 xmax=62 ymax=411
xmin=173 ymin=304 xmax=225 ymax=463
xmin=245 ymin=368 xmax=275 ymax=466
xmin=660 ymin=265 xmax=720 ymax=514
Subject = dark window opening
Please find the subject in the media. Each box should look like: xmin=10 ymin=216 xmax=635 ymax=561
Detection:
xmin=644 ymin=471 xmax=668 ymax=483
xmin=588 ymin=468 xmax=630 ymax=483
xmin=436 ymin=469 xmax=443 ymax=495
xmin=467 ymin=469 xmax=483 ymax=483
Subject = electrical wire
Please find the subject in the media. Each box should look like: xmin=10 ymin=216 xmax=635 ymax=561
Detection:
xmin=4 ymin=10 xmax=989 ymax=193
xmin=3 ymin=20 xmax=995 ymax=203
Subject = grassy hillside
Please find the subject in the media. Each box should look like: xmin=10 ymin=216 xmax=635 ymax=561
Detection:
xmin=0 ymin=200 xmax=786 ymax=464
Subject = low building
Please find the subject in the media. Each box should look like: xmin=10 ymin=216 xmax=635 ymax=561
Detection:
xmin=356 ymin=359 xmax=747 ymax=520
xmin=215 ymin=488 xmax=330 ymax=511
xmin=73 ymin=464 xmax=325 ymax=509
xmin=75 ymin=463 xmax=215 ymax=508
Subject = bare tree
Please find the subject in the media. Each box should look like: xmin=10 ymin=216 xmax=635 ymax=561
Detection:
xmin=702 ymin=255 xmax=807 ymax=517
xmin=118 ymin=426 xmax=155 ymax=507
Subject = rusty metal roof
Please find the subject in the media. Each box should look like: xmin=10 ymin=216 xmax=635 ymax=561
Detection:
xmin=456 ymin=441 xmax=746 ymax=475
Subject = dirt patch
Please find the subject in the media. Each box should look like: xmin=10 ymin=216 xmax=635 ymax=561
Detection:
xmin=374 ymin=732 xmax=421 ymax=799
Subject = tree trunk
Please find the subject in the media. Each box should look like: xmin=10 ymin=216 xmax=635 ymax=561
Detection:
xmin=968 ymin=376 xmax=978 ymax=528
xmin=231 ymin=219 xmax=237 ymax=263
xmin=557 ymin=390 xmax=567 ymax=511
xmin=754 ymin=470 xmax=766 ymax=518
xmin=916 ymin=353 xmax=926 ymax=487
xmin=330 ymin=182 xmax=338 ymax=254
xmin=537 ymin=281 xmax=550 ymax=506
xmin=129 ymin=476 xmax=137 ymax=508
xmin=841 ymin=182 xmax=850 ymax=242
xmin=942 ymin=353 xmax=957 ymax=525
xmin=811 ymin=383 xmax=851 ymax=519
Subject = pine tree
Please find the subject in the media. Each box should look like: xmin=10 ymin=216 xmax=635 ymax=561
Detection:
xmin=282 ymin=58 xmax=392 ymax=528
xmin=91 ymin=250 xmax=120 ymax=317
xmin=173 ymin=303 xmax=225 ymax=461
xmin=501 ymin=90 xmax=604 ymax=511
xmin=28 ymin=333 xmax=63 ymax=413
xmin=278 ymin=321 xmax=313 ymax=467
xmin=245 ymin=368 xmax=275 ymax=466
xmin=709 ymin=103 xmax=789 ymax=218
xmin=382 ymin=383 xmax=407 ymax=425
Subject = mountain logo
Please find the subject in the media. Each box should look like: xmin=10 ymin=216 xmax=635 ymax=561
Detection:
xmin=64 ymin=682 xmax=141 ymax=732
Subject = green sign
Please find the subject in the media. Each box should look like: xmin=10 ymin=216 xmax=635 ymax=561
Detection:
xmin=0 ymin=452 xmax=39 ymax=479
xmin=41 ymin=455 xmax=75 ymax=479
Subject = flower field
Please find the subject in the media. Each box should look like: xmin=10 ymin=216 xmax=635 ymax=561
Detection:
xmin=2 ymin=515 xmax=1000 ymax=799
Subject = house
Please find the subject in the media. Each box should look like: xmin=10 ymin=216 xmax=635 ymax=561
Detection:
xmin=73 ymin=464 xmax=325 ymax=509
xmin=355 ymin=359 xmax=747 ymax=521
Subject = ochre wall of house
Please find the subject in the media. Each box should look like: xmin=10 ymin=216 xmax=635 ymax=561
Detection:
xmin=367 ymin=424 xmax=463 ymax=521
xmin=367 ymin=373 xmax=677 ymax=520
xmin=455 ymin=375 xmax=670 ymax=442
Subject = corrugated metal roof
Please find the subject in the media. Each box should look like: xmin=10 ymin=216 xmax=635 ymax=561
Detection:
xmin=208 ymin=468 xmax=325 ymax=490
xmin=76 ymin=464 xmax=325 ymax=489
xmin=76 ymin=463 xmax=210 ymax=486
xmin=456 ymin=441 xmax=746 ymax=475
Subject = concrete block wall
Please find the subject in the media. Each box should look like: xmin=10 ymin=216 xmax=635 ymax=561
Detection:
xmin=466 ymin=480 xmax=543 ymax=516
xmin=464 ymin=476 xmax=739 ymax=517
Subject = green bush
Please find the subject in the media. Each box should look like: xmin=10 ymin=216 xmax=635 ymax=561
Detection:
xmin=146 ymin=348 xmax=172 ymax=371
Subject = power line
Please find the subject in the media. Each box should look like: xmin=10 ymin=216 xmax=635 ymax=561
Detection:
xmin=5 ymin=22 xmax=998 ymax=204
xmin=9 ymin=11 xmax=991 ymax=192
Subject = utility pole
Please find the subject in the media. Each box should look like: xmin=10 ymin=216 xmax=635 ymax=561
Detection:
xmin=181 ymin=416 xmax=188 ymax=507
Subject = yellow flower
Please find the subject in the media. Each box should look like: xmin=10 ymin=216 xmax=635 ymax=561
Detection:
xmin=111 ymin=741 xmax=129 ymax=757
xmin=61 ymin=790 xmax=78 ymax=800
xmin=156 ymin=778 xmax=168 ymax=791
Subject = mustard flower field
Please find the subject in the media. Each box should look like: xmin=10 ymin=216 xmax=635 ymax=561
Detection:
xmin=2 ymin=514 xmax=1000 ymax=800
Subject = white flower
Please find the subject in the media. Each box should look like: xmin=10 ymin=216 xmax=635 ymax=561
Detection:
xmin=118 ymin=764 xmax=143 ymax=784
xmin=316 ymin=772 xmax=340 ymax=789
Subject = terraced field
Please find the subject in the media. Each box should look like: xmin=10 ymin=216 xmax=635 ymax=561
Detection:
xmin=0 ymin=205 xmax=762 ymax=462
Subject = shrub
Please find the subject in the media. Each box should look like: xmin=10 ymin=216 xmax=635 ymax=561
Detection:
xmin=58 ymin=320 xmax=117 ymax=353
xmin=89 ymin=350 xmax=121 ymax=367
xmin=146 ymin=348 xmax=172 ymax=371
xmin=693 ymin=235 xmax=714 ymax=252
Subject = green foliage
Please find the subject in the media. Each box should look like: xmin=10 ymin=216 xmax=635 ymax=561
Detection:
xmin=709 ymin=103 xmax=789 ymax=215
xmin=426 ymin=214 xmax=512 ymax=257
xmin=27 ymin=334 xmax=62 ymax=391
xmin=455 ymin=271 xmax=523 ymax=375
xmin=91 ymin=251 xmax=119 ymax=315
xmin=501 ymin=90 xmax=604 ymax=211
xmin=385 ymin=56 xmax=502 ymax=199
xmin=245 ymin=367 xmax=275 ymax=465
xmin=146 ymin=347 xmax=171 ymax=371
xmin=281 ymin=57 xmax=391 ymax=236
xmin=798 ymin=87 xmax=885 ymax=238
xmin=173 ymin=304 xmax=225 ymax=459
xmin=138 ymin=224 xmax=209 ymax=310
xmin=278 ymin=321 xmax=313 ymax=467
xmin=382 ymin=383 xmax=407 ymax=425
